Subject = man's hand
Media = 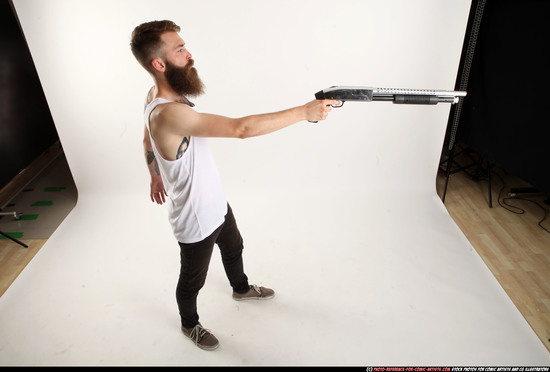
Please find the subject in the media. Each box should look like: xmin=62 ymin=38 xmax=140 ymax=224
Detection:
xmin=304 ymin=99 xmax=340 ymax=123
xmin=150 ymin=176 xmax=167 ymax=205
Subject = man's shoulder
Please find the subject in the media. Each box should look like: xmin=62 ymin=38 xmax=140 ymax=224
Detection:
xmin=155 ymin=100 xmax=194 ymax=114
xmin=151 ymin=100 xmax=195 ymax=127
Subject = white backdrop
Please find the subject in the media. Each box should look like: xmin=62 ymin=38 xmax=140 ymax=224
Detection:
xmin=2 ymin=0 xmax=549 ymax=366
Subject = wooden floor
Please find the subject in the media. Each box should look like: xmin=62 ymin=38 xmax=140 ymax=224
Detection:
xmin=0 ymin=237 xmax=46 ymax=296
xmin=1 ymin=155 xmax=549 ymax=354
xmin=436 ymin=153 xmax=550 ymax=353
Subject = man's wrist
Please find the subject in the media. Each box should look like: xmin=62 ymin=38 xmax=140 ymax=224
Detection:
xmin=297 ymin=105 xmax=308 ymax=122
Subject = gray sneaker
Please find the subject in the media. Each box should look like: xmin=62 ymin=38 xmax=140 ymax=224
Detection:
xmin=232 ymin=284 xmax=275 ymax=301
xmin=181 ymin=323 xmax=219 ymax=350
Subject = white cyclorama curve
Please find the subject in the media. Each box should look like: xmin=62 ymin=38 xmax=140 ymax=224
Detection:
xmin=2 ymin=0 xmax=549 ymax=366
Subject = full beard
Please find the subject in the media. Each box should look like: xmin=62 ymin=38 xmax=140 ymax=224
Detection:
xmin=164 ymin=59 xmax=205 ymax=97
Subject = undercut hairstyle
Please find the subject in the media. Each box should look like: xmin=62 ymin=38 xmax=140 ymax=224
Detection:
xmin=130 ymin=20 xmax=181 ymax=73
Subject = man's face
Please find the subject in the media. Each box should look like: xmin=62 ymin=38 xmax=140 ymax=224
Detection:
xmin=160 ymin=32 xmax=205 ymax=97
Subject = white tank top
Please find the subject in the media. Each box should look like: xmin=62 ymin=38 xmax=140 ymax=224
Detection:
xmin=144 ymin=97 xmax=227 ymax=243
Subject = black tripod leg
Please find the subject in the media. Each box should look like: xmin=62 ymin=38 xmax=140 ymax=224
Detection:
xmin=487 ymin=162 xmax=492 ymax=208
xmin=442 ymin=143 xmax=456 ymax=203
xmin=0 ymin=231 xmax=28 ymax=248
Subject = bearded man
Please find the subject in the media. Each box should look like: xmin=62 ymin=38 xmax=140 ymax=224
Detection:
xmin=130 ymin=20 xmax=336 ymax=351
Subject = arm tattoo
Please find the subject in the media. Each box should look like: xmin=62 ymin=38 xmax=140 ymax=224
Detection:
xmin=146 ymin=150 xmax=155 ymax=165
xmin=176 ymin=137 xmax=190 ymax=159
xmin=147 ymin=150 xmax=161 ymax=176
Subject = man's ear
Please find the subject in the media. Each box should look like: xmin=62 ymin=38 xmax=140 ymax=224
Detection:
xmin=151 ymin=58 xmax=166 ymax=72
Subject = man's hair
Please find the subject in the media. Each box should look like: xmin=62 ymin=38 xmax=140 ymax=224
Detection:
xmin=130 ymin=20 xmax=181 ymax=73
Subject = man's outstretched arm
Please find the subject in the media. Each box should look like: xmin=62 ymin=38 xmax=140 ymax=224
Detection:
xmin=153 ymin=99 xmax=339 ymax=139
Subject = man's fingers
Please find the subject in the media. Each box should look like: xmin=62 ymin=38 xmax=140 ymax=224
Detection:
xmin=320 ymin=100 xmax=335 ymax=120
xmin=307 ymin=99 xmax=340 ymax=122
xmin=151 ymin=192 xmax=165 ymax=205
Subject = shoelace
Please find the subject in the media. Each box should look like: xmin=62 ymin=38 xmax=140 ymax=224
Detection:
xmin=189 ymin=324 xmax=209 ymax=345
xmin=251 ymin=284 xmax=262 ymax=295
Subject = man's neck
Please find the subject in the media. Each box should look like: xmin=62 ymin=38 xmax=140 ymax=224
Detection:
xmin=151 ymin=84 xmax=194 ymax=106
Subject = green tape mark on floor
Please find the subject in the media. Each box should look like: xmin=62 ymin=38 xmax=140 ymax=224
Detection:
xmin=44 ymin=187 xmax=66 ymax=192
xmin=0 ymin=232 xmax=24 ymax=239
xmin=31 ymin=201 xmax=53 ymax=206
xmin=19 ymin=214 xmax=39 ymax=220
